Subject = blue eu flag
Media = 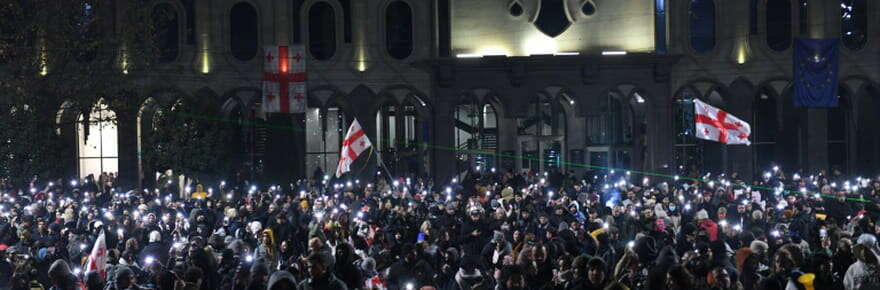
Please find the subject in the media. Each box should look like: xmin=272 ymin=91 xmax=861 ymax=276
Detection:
xmin=793 ymin=38 xmax=840 ymax=107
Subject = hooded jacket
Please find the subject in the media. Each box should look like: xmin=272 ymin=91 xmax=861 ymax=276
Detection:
xmin=267 ymin=271 xmax=298 ymax=290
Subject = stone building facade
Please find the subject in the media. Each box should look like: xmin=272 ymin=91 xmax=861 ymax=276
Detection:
xmin=33 ymin=0 xmax=880 ymax=187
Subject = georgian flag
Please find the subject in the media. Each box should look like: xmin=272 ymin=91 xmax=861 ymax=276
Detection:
xmin=336 ymin=119 xmax=372 ymax=177
xmin=85 ymin=231 xmax=108 ymax=280
xmin=694 ymin=99 xmax=751 ymax=145
xmin=263 ymin=46 xmax=307 ymax=113
xmin=364 ymin=275 xmax=387 ymax=290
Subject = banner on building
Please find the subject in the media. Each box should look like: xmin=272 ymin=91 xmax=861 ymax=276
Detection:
xmin=793 ymin=38 xmax=840 ymax=107
xmin=263 ymin=45 xmax=307 ymax=113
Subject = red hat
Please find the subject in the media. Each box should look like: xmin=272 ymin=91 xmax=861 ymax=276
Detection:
xmin=0 ymin=244 xmax=8 ymax=251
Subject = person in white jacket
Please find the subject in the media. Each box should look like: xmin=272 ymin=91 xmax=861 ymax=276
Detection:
xmin=844 ymin=237 xmax=880 ymax=290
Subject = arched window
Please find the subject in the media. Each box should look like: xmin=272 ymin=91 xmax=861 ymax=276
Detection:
xmin=588 ymin=93 xmax=625 ymax=145
xmin=518 ymin=95 xmax=566 ymax=171
xmin=306 ymin=102 xmax=346 ymax=179
xmin=766 ymin=0 xmax=792 ymax=51
xmin=309 ymin=2 xmax=336 ymax=60
xmin=376 ymin=102 xmax=397 ymax=156
xmin=153 ymin=3 xmax=180 ymax=62
xmin=828 ymin=92 xmax=849 ymax=173
xmin=674 ymin=89 xmax=701 ymax=176
xmin=519 ymin=95 xmax=565 ymax=137
xmin=375 ymin=101 xmax=420 ymax=175
xmin=455 ymin=99 xmax=498 ymax=173
xmin=402 ymin=102 xmax=418 ymax=150
xmin=689 ymin=0 xmax=715 ymax=53
xmin=752 ymin=89 xmax=778 ymax=173
xmin=386 ymin=1 xmax=413 ymax=59
xmin=137 ymin=98 xmax=157 ymax=185
xmin=78 ymin=99 xmax=118 ymax=179
xmin=230 ymin=2 xmax=258 ymax=61
xmin=841 ymin=0 xmax=867 ymax=50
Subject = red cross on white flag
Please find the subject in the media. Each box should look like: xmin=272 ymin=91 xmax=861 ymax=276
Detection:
xmin=85 ymin=231 xmax=108 ymax=280
xmin=263 ymin=45 xmax=308 ymax=114
xmin=336 ymin=119 xmax=373 ymax=177
xmin=693 ymin=99 xmax=751 ymax=145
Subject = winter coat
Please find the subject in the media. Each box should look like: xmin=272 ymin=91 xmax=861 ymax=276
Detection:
xmin=844 ymin=261 xmax=880 ymax=290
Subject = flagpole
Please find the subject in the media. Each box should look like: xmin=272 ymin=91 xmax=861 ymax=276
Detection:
xmin=372 ymin=147 xmax=396 ymax=184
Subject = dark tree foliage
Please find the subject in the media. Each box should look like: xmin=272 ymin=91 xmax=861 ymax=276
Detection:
xmin=143 ymin=97 xmax=236 ymax=182
xmin=0 ymin=0 xmax=165 ymax=186
xmin=0 ymin=103 xmax=64 ymax=187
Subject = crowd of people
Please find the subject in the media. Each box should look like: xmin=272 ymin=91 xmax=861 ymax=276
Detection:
xmin=0 ymin=166 xmax=879 ymax=290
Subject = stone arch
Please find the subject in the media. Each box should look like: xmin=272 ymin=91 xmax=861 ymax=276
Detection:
xmin=137 ymin=97 xmax=161 ymax=186
xmin=222 ymin=87 xmax=262 ymax=112
xmin=55 ymin=100 xmax=82 ymax=178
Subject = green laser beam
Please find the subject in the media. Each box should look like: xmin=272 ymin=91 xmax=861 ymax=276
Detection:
xmin=168 ymin=111 xmax=872 ymax=203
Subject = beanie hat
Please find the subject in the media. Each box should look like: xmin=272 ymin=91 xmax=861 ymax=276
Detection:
xmin=696 ymin=209 xmax=709 ymax=220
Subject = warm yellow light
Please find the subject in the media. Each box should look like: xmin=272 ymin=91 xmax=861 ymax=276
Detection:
xmin=39 ymin=51 xmax=48 ymax=76
xmin=356 ymin=46 xmax=367 ymax=72
xmin=736 ymin=48 xmax=747 ymax=65
xmin=200 ymin=33 xmax=210 ymax=74
xmin=476 ymin=46 xmax=510 ymax=56
xmin=201 ymin=52 xmax=210 ymax=74
xmin=120 ymin=47 xmax=129 ymax=74
xmin=522 ymin=35 xmax=557 ymax=55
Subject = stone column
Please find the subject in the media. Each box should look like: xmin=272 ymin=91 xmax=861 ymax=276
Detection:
xmin=799 ymin=0 xmax=832 ymax=173
xmin=262 ymin=114 xmax=304 ymax=184
xmin=433 ymin=95 xmax=456 ymax=182
xmin=116 ymin=112 xmax=139 ymax=189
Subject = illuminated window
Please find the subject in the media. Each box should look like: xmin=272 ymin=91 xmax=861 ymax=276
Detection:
xmin=455 ymin=99 xmax=498 ymax=172
xmin=689 ymin=0 xmax=715 ymax=53
xmin=230 ymin=2 xmax=259 ymax=61
xmin=77 ymin=99 xmax=118 ymax=180
xmin=766 ymin=0 xmax=792 ymax=51
xmin=518 ymin=95 xmax=565 ymax=137
xmin=386 ymin=1 xmax=413 ymax=59
xmin=306 ymin=104 xmax=346 ymax=179
xmin=674 ymin=89 xmax=700 ymax=175
xmin=588 ymin=93 xmax=631 ymax=145
xmin=375 ymin=101 xmax=421 ymax=175
xmin=309 ymin=2 xmax=336 ymax=60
